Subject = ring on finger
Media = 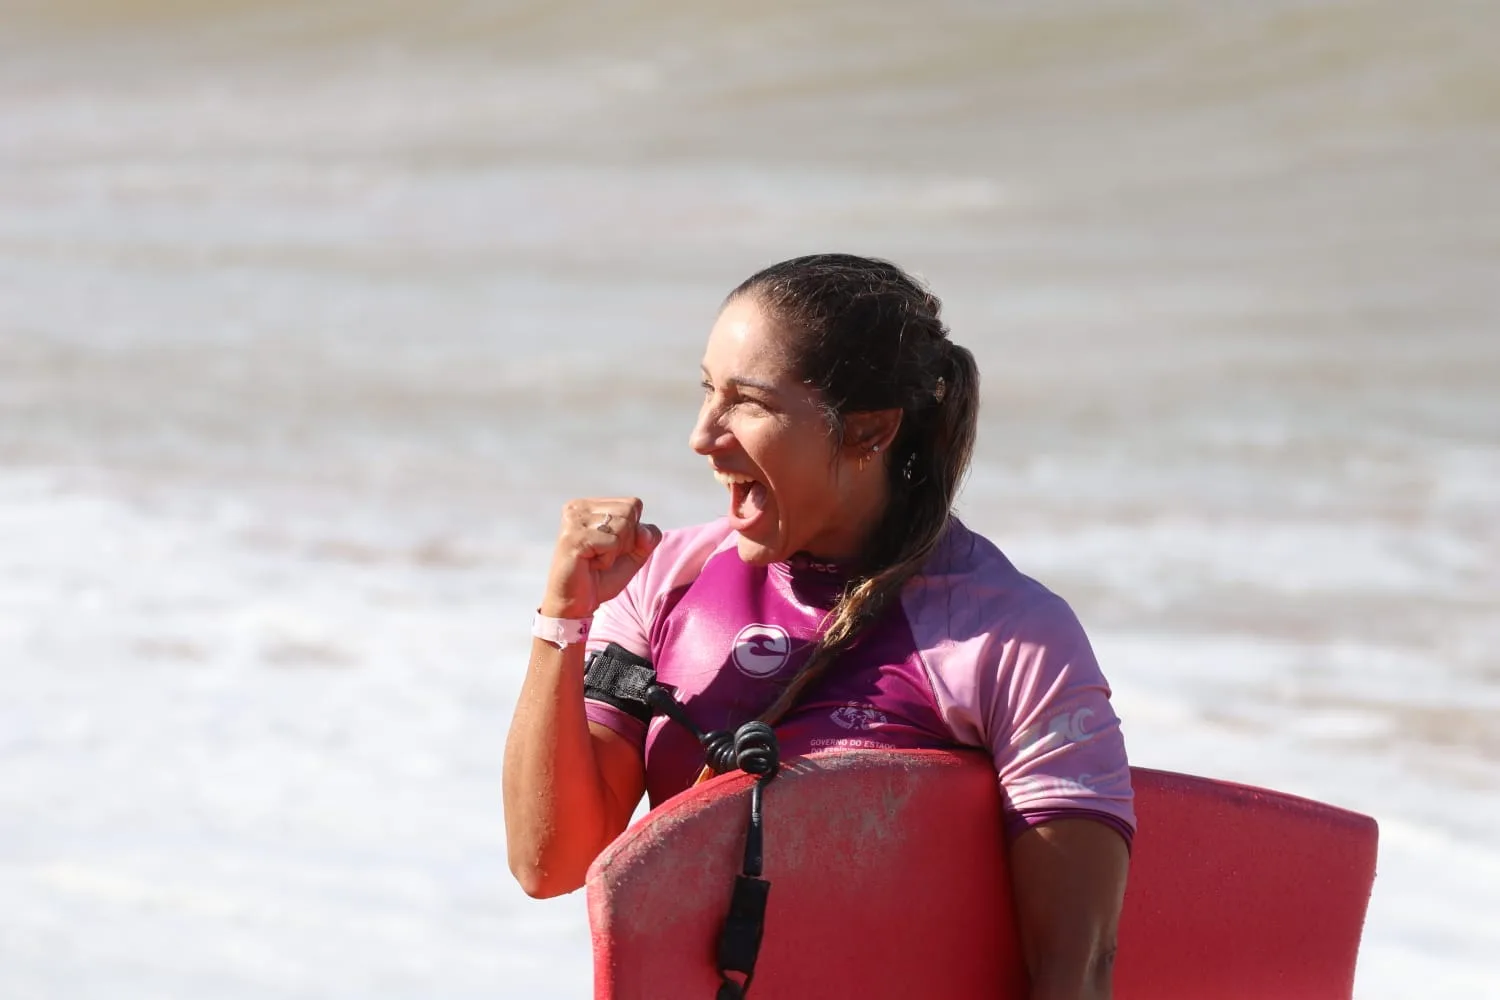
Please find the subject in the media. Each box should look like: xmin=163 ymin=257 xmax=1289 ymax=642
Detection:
xmin=595 ymin=513 xmax=614 ymax=533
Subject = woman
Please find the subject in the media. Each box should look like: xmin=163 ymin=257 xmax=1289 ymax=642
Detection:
xmin=504 ymin=254 xmax=1133 ymax=999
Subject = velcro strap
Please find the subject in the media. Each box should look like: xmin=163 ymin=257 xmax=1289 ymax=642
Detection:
xmin=582 ymin=642 xmax=658 ymax=724
xmin=716 ymin=874 xmax=771 ymax=979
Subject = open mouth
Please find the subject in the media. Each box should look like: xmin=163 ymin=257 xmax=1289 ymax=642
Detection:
xmin=713 ymin=469 xmax=769 ymax=530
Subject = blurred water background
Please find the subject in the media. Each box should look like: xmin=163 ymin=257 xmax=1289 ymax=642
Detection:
xmin=1 ymin=1 xmax=1497 ymax=996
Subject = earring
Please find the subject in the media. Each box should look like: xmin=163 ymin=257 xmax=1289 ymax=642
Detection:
xmin=871 ymin=444 xmax=881 ymax=453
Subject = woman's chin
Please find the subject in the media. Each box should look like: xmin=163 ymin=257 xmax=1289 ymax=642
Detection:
xmin=734 ymin=529 xmax=784 ymax=567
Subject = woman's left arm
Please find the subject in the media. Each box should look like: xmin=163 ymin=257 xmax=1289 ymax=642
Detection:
xmin=1010 ymin=817 xmax=1130 ymax=1000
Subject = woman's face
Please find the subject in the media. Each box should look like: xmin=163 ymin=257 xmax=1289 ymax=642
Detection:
xmin=691 ymin=294 xmax=888 ymax=566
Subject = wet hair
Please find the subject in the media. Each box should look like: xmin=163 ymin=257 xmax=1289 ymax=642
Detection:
xmin=725 ymin=253 xmax=980 ymax=727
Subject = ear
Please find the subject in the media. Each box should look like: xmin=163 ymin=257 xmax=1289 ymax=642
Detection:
xmin=841 ymin=409 xmax=903 ymax=459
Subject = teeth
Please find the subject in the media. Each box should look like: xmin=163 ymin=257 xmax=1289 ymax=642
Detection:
xmin=712 ymin=471 xmax=757 ymax=487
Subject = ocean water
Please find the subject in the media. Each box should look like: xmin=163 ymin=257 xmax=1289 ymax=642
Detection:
xmin=1 ymin=1 xmax=1497 ymax=996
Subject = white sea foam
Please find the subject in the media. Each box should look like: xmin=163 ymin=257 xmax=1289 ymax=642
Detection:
xmin=0 ymin=473 xmax=594 ymax=998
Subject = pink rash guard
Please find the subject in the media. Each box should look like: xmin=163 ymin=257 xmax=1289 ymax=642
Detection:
xmin=584 ymin=517 xmax=1136 ymax=847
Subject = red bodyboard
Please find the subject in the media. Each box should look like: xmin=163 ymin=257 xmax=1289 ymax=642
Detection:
xmin=585 ymin=750 xmax=1378 ymax=1000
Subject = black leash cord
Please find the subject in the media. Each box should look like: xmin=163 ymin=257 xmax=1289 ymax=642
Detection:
xmin=645 ymin=684 xmax=781 ymax=999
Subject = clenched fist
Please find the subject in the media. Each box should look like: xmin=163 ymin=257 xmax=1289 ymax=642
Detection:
xmin=540 ymin=498 xmax=662 ymax=619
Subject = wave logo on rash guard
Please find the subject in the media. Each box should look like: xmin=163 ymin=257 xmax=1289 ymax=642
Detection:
xmin=731 ymin=624 xmax=792 ymax=678
xmin=831 ymin=705 xmax=889 ymax=731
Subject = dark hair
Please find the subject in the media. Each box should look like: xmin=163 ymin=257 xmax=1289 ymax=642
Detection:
xmin=726 ymin=253 xmax=980 ymax=726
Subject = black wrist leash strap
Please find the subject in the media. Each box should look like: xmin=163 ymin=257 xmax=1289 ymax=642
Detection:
xmin=585 ymin=643 xmax=782 ymax=999
xmin=644 ymin=685 xmax=780 ymax=1000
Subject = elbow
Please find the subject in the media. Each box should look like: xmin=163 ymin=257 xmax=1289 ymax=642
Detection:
xmin=504 ymin=794 xmax=621 ymax=899
xmin=1087 ymin=940 xmax=1118 ymax=999
xmin=513 ymin=867 xmax=567 ymax=900
xmin=504 ymin=808 xmax=586 ymax=898
xmin=1028 ymin=938 xmax=1118 ymax=1000
xmin=509 ymin=854 xmax=586 ymax=900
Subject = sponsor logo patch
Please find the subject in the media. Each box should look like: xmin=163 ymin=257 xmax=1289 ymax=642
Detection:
xmin=731 ymin=623 xmax=792 ymax=678
xmin=1017 ymin=707 xmax=1100 ymax=755
xmin=1009 ymin=773 xmax=1101 ymax=798
xmin=830 ymin=704 xmax=889 ymax=731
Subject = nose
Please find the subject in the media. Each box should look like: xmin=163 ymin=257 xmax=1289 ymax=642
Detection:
xmin=689 ymin=396 xmax=729 ymax=456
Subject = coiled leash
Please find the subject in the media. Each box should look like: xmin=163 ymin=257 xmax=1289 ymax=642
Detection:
xmin=585 ymin=643 xmax=782 ymax=999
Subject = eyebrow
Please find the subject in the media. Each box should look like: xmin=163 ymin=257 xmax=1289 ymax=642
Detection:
xmin=701 ymin=368 xmax=781 ymax=395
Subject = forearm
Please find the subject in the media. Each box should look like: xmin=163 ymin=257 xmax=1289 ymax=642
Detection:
xmin=502 ymin=636 xmax=617 ymax=897
xmin=506 ymin=496 xmax=659 ymax=897
xmin=1012 ymin=819 xmax=1128 ymax=1000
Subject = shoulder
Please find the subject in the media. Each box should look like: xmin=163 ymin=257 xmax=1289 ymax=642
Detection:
xmin=590 ymin=519 xmax=739 ymax=657
xmin=905 ymin=520 xmax=1113 ymax=752
xmin=903 ymin=518 xmax=1079 ymax=649
xmin=630 ymin=518 xmax=739 ymax=600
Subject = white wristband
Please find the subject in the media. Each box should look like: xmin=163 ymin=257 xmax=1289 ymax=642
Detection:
xmin=532 ymin=610 xmax=593 ymax=650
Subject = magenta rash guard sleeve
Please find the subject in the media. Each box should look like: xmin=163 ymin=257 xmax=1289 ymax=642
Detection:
xmin=905 ymin=567 xmax=1136 ymax=842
